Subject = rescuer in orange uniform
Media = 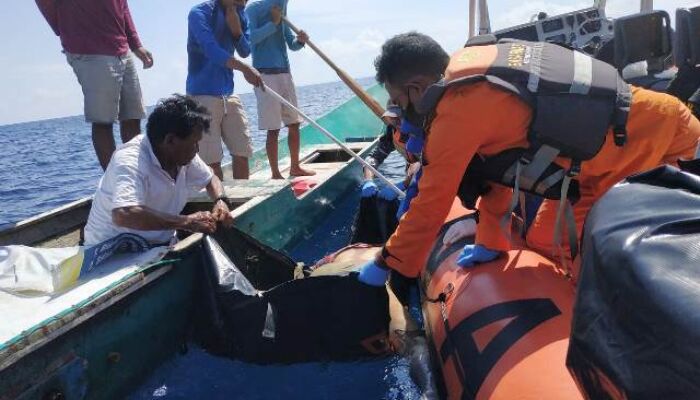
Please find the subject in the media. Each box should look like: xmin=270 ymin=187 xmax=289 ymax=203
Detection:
xmin=357 ymin=32 xmax=700 ymax=286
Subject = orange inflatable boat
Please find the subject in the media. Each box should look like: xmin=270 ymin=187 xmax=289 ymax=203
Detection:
xmin=420 ymin=201 xmax=582 ymax=399
xmin=331 ymin=199 xmax=583 ymax=399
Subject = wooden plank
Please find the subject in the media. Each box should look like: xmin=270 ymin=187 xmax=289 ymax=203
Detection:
xmin=0 ymin=199 xmax=91 ymax=247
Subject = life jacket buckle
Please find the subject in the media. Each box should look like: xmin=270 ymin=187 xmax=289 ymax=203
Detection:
xmin=567 ymin=164 xmax=581 ymax=178
xmin=613 ymin=126 xmax=627 ymax=147
xmin=519 ymin=153 xmax=534 ymax=166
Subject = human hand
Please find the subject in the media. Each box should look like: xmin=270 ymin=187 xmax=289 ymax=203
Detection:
xmin=456 ymin=244 xmax=500 ymax=268
xmin=443 ymin=219 xmax=477 ymax=246
xmin=270 ymin=5 xmax=282 ymax=25
xmin=296 ymin=30 xmax=309 ymax=44
xmin=184 ymin=211 xmax=217 ymax=234
xmin=133 ymin=47 xmax=154 ymax=69
xmin=225 ymin=5 xmax=243 ymax=38
xmin=212 ymin=199 xmax=234 ymax=228
xmin=378 ymin=182 xmax=404 ymax=201
xmin=361 ymin=180 xmax=378 ymax=198
xmin=357 ymin=260 xmax=390 ymax=287
xmin=227 ymin=59 xmax=264 ymax=88
xmin=241 ymin=63 xmax=263 ymax=88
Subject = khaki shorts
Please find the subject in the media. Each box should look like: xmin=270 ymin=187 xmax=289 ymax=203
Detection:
xmin=254 ymin=73 xmax=303 ymax=131
xmin=66 ymin=52 xmax=146 ymax=124
xmin=193 ymin=95 xmax=253 ymax=164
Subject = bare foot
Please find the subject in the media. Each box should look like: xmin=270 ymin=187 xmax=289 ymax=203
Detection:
xmin=271 ymin=172 xmax=285 ymax=180
xmin=289 ymin=166 xmax=316 ymax=177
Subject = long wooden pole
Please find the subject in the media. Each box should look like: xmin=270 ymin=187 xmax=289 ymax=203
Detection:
xmin=263 ymin=84 xmax=405 ymax=198
xmin=282 ymin=16 xmax=386 ymax=120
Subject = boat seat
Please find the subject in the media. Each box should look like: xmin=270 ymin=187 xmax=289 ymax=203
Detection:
xmin=0 ymin=247 xmax=167 ymax=362
xmin=674 ymin=6 xmax=700 ymax=69
xmin=611 ymin=11 xmax=675 ymax=91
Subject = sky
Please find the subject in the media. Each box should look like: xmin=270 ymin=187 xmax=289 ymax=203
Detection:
xmin=0 ymin=0 xmax=698 ymax=125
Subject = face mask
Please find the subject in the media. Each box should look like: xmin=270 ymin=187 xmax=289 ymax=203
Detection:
xmin=402 ymin=101 xmax=426 ymax=130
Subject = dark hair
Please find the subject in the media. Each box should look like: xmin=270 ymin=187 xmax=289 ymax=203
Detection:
xmin=147 ymin=94 xmax=211 ymax=144
xmin=374 ymin=32 xmax=450 ymax=85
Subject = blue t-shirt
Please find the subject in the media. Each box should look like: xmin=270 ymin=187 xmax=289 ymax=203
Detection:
xmin=186 ymin=0 xmax=251 ymax=96
xmin=245 ymin=0 xmax=304 ymax=71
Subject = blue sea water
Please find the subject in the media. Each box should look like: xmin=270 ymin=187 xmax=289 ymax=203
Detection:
xmin=0 ymin=77 xmax=376 ymax=227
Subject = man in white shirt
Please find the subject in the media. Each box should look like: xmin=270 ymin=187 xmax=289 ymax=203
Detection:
xmin=84 ymin=95 xmax=234 ymax=246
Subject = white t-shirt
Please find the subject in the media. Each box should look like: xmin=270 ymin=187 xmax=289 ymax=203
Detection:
xmin=83 ymin=135 xmax=213 ymax=246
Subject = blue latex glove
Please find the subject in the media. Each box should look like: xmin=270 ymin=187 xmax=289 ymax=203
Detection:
xmin=396 ymin=168 xmax=422 ymax=219
xmin=456 ymin=244 xmax=501 ymax=267
xmin=357 ymin=260 xmax=390 ymax=287
xmin=361 ymin=180 xmax=379 ymax=198
xmin=378 ymin=182 xmax=405 ymax=201
xmin=406 ymin=136 xmax=425 ymax=155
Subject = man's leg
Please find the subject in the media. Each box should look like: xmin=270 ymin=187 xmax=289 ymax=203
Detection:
xmin=287 ymin=123 xmax=315 ymax=176
xmin=119 ymin=119 xmax=141 ymax=143
xmin=65 ymin=53 xmax=123 ymax=171
xmin=222 ymin=95 xmax=252 ymax=180
xmin=193 ymin=96 xmax=226 ymax=181
xmin=118 ymin=54 xmax=146 ymax=145
xmin=266 ymin=129 xmax=284 ymax=179
xmin=92 ymin=123 xmax=116 ymax=170
xmin=233 ymin=156 xmax=249 ymax=179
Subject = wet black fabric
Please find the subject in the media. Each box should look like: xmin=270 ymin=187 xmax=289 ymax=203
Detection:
xmin=350 ymin=196 xmax=399 ymax=245
xmin=194 ymin=232 xmax=390 ymax=364
xmin=568 ymin=164 xmax=700 ymax=399
xmin=350 ymin=195 xmax=418 ymax=305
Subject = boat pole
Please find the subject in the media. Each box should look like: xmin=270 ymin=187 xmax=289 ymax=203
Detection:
xmin=262 ymin=85 xmax=406 ymax=198
xmin=282 ymin=16 xmax=387 ymax=120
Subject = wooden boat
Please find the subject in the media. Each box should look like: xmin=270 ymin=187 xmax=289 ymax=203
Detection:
xmin=3 ymin=1 xmax=698 ymax=398
xmin=0 ymin=85 xmax=389 ymax=399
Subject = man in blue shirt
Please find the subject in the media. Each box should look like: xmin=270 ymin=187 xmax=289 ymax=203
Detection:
xmin=187 ymin=0 xmax=263 ymax=180
xmin=246 ymin=0 xmax=314 ymax=179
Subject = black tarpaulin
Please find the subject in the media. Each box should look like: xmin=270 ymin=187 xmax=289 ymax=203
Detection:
xmin=194 ymin=229 xmax=391 ymax=364
xmin=568 ymin=164 xmax=700 ymax=399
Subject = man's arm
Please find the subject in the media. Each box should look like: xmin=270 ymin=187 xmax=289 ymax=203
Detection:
xmin=205 ymin=175 xmax=234 ymax=227
xmin=364 ymin=127 xmax=396 ymax=179
xmin=122 ymin=1 xmax=144 ymax=51
xmin=112 ymin=206 xmax=216 ymax=234
xmin=247 ymin=3 xmax=279 ymax=45
xmin=378 ymin=86 xmax=513 ymax=278
xmin=283 ymin=22 xmax=304 ymax=51
xmin=35 ymin=0 xmax=59 ymax=36
xmin=232 ymin=6 xmax=252 ymax=58
xmin=109 ymin=158 xmax=216 ymax=234
xmin=189 ymin=6 xmax=232 ymax=67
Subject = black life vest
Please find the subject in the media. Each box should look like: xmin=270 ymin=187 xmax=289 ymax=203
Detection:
xmin=421 ymin=39 xmax=631 ymax=205
xmin=419 ymin=38 xmax=632 ymax=260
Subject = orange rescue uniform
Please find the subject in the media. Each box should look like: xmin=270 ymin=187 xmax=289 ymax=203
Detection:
xmin=378 ymin=83 xmax=700 ymax=278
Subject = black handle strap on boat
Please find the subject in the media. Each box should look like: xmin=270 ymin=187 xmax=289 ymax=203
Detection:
xmin=424 ymin=283 xmax=475 ymax=399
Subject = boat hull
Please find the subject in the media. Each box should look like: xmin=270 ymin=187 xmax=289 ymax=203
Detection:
xmin=422 ymin=203 xmax=582 ymax=400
